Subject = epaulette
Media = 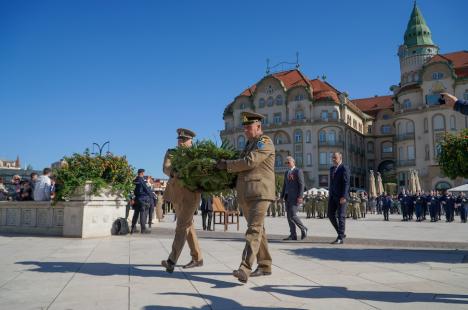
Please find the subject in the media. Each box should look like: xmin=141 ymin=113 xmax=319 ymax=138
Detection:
xmin=256 ymin=135 xmax=272 ymax=150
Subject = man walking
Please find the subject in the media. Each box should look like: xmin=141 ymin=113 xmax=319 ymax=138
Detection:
xmin=327 ymin=152 xmax=350 ymax=244
xmin=216 ymin=111 xmax=275 ymax=284
xmin=281 ymin=156 xmax=308 ymax=241
xmin=161 ymin=128 xmax=203 ymax=273
xmin=131 ymin=169 xmax=152 ymax=234
xmin=200 ymin=194 xmax=213 ymax=231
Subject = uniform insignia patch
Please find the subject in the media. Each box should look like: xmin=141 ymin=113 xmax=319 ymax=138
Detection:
xmin=257 ymin=141 xmax=265 ymax=149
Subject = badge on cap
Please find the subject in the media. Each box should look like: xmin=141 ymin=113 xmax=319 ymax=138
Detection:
xmin=257 ymin=141 xmax=264 ymax=149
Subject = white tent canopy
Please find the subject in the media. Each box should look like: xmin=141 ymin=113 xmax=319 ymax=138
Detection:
xmin=447 ymin=184 xmax=468 ymax=193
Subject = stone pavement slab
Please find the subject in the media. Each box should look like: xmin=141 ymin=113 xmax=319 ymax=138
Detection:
xmin=1 ymin=214 xmax=468 ymax=309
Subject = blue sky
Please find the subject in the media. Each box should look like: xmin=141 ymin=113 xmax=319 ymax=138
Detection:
xmin=1 ymin=0 xmax=467 ymax=178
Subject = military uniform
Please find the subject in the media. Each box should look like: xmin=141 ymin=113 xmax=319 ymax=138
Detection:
xmin=161 ymin=129 xmax=202 ymax=272
xmin=360 ymin=195 xmax=367 ymax=218
xmin=220 ymin=111 xmax=275 ymax=283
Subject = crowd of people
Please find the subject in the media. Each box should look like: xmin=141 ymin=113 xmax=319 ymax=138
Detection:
xmin=299 ymin=189 xmax=468 ymax=223
xmin=0 ymin=168 xmax=56 ymax=202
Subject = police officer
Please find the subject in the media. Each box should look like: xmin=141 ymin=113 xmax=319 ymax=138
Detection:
xmin=161 ymin=128 xmax=203 ymax=273
xmin=131 ymin=169 xmax=153 ymax=234
xmin=216 ymin=111 xmax=275 ymax=284
xmin=414 ymin=191 xmax=425 ymax=222
xmin=427 ymin=190 xmax=439 ymax=222
xmin=460 ymin=193 xmax=468 ymax=223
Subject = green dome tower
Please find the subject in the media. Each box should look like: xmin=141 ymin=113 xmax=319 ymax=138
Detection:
xmin=398 ymin=2 xmax=439 ymax=85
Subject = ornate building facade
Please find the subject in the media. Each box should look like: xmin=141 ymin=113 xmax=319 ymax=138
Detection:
xmin=220 ymin=3 xmax=467 ymax=192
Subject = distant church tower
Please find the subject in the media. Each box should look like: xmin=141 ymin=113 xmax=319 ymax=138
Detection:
xmin=397 ymin=2 xmax=438 ymax=86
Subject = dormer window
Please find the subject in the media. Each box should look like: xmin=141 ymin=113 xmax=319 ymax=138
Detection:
xmin=432 ymin=72 xmax=443 ymax=80
xmin=295 ymin=94 xmax=304 ymax=101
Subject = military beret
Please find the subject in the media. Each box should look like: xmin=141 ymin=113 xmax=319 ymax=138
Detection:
xmin=241 ymin=111 xmax=264 ymax=125
xmin=177 ymin=128 xmax=196 ymax=140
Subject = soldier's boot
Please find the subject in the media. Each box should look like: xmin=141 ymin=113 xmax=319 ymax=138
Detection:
xmin=233 ymin=269 xmax=248 ymax=283
xmin=161 ymin=259 xmax=175 ymax=273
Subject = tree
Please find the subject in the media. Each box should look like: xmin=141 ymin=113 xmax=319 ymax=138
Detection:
xmin=438 ymin=128 xmax=468 ymax=179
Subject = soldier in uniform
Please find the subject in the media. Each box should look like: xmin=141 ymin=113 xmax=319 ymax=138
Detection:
xmin=161 ymin=128 xmax=203 ymax=273
xmin=359 ymin=193 xmax=367 ymax=218
xmin=216 ymin=112 xmax=275 ymax=284
xmin=316 ymin=192 xmax=324 ymax=218
xmin=305 ymin=194 xmax=314 ymax=218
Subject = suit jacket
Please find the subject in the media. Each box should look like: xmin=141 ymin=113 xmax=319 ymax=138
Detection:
xmin=280 ymin=167 xmax=304 ymax=205
xmin=162 ymin=148 xmax=200 ymax=206
xmin=455 ymin=99 xmax=468 ymax=116
xmin=226 ymin=135 xmax=276 ymax=203
xmin=329 ymin=164 xmax=350 ymax=200
xmin=200 ymin=196 xmax=213 ymax=212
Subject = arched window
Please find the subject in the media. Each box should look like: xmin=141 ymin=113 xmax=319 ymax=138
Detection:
xmin=433 ymin=114 xmax=445 ymax=131
xmin=237 ymin=136 xmax=245 ymax=149
xmin=306 ymin=130 xmax=311 ymax=143
xmin=319 ymin=130 xmax=326 ymax=142
xmin=450 ymin=115 xmax=456 ymax=130
xmin=275 ymin=155 xmax=283 ymax=167
xmin=294 ymin=129 xmax=303 ymax=143
xmin=398 ymin=123 xmax=404 ymax=135
xmin=275 ymin=95 xmax=283 ymax=105
xmin=274 ymin=133 xmax=283 ymax=145
xmin=267 ymin=97 xmax=274 ymax=107
xmin=406 ymin=121 xmax=414 ymax=133
xmin=327 ymin=130 xmax=336 ymax=143
xmin=435 ymin=181 xmax=451 ymax=191
xmin=258 ymin=98 xmax=265 ymax=108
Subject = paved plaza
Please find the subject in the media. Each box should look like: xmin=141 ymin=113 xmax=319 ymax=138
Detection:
xmin=1 ymin=213 xmax=468 ymax=310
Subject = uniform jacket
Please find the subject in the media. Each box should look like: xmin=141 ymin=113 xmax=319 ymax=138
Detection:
xmin=280 ymin=167 xmax=305 ymax=205
xmin=329 ymin=164 xmax=350 ymax=200
xmin=134 ymin=176 xmax=153 ymax=203
xmin=162 ymin=148 xmax=200 ymax=206
xmin=226 ymin=135 xmax=275 ymax=202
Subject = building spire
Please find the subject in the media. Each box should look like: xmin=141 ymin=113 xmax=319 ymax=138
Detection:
xmin=403 ymin=2 xmax=434 ymax=47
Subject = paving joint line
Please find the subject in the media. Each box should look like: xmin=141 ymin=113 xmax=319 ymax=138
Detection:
xmin=45 ymin=239 xmax=102 ymax=310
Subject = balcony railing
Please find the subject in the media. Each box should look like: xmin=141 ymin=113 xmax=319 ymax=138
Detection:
xmin=397 ymin=159 xmax=416 ymax=167
xmin=318 ymin=140 xmax=344 ymax=147
xmin=395 ymin=133 xmax=415 ymax=142
xmin=381 ymin=151 xmax=395 ymax=159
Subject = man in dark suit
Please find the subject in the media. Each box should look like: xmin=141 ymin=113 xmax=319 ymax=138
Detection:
xmin=281 ymin=156 xmax=308 ymax=240
xmin=328 ymin=152 xmax=350 ymax=244
xmin=200 ymin=194 xmax=213 ymax=231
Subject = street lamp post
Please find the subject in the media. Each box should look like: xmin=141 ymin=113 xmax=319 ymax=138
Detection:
xmin=92 ymin=141 xmax=110 ymax=156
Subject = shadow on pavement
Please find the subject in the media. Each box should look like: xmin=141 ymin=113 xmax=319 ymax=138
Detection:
xmin=252 ymin=285 xmax=468 ymax=305
xmin=15 ymin=261 xmax=241 ymax=288
xmin=287 ymin=247 xmax=468 ymax=264
xmin=143 ymin=292 xmax=306 ymax=309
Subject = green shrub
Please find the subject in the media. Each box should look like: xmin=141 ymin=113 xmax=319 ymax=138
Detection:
xmin=53 ymin=150 xmax=135 ymax=201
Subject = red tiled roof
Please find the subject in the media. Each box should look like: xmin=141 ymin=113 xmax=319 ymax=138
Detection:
xmin=237 ymin=69 xmax=342 ymax=103
xmin=353 ymin=95 xmax=393 ymax=112
xmin=427 ymin=51 xmax=468 ymax=78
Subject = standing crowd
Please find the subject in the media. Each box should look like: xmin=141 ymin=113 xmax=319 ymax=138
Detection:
xmin=0 ymin=168 xmax=56 ymax=202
